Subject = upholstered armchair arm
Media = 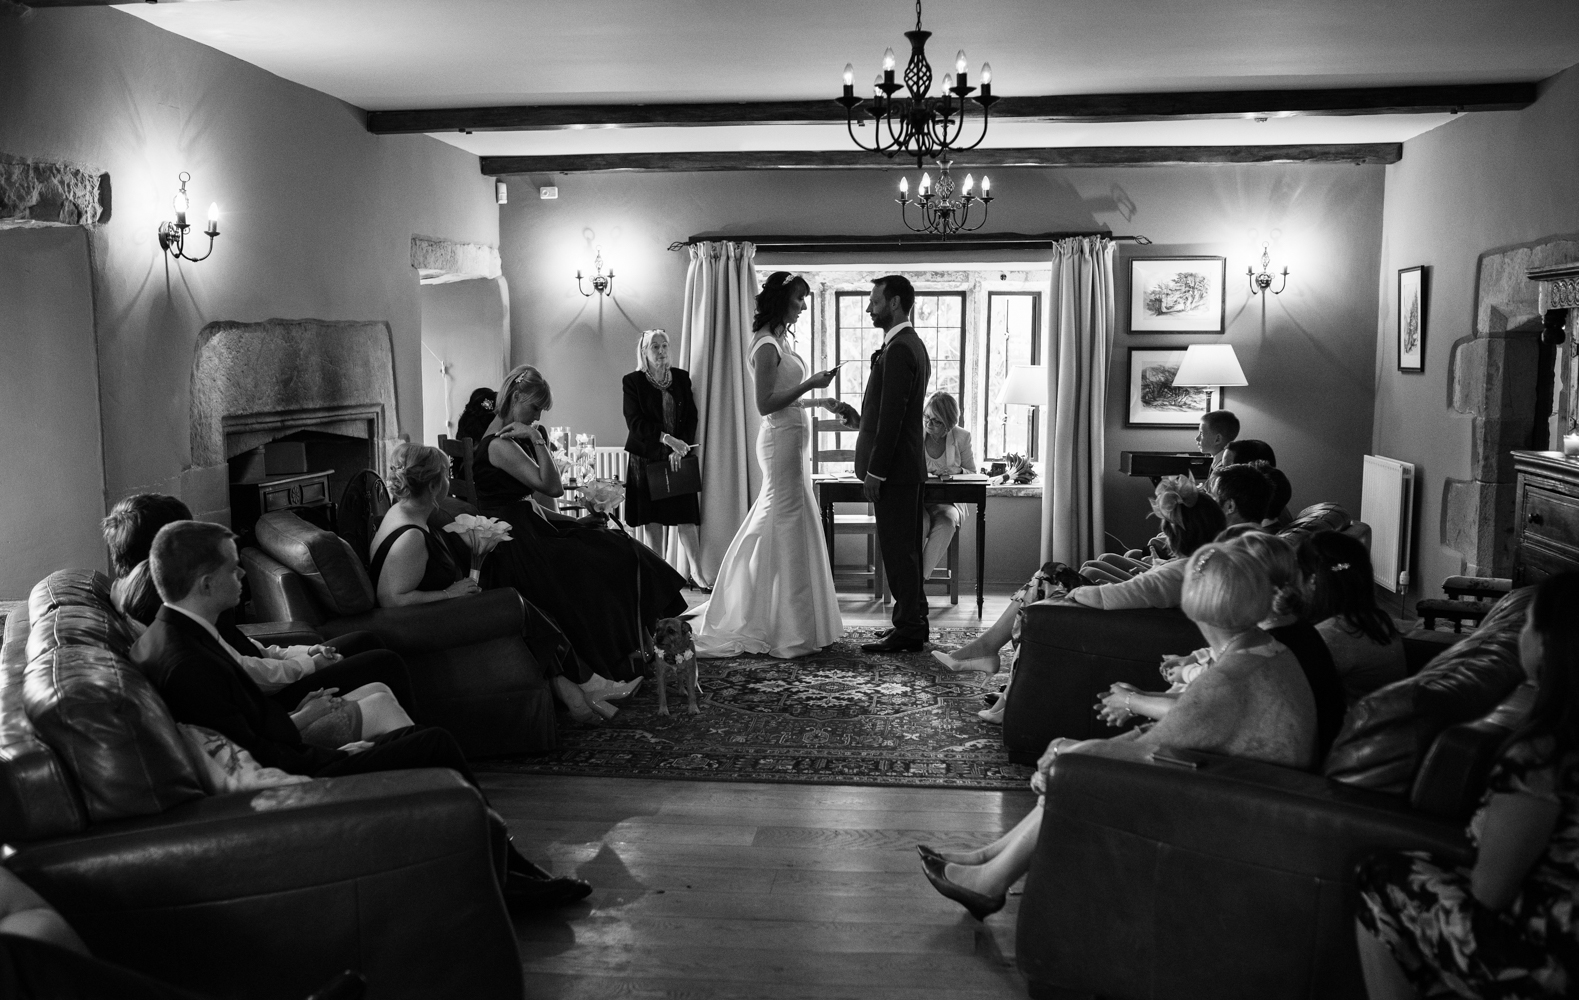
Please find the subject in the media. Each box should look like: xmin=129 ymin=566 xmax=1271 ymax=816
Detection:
xmin=6 ymin=769 xmax=522 ymax=1000
xmin=311 ymin=587 xmax=527 ymax=655
xmin=1017 ymin=739 xmax=1470 ymax=1000
xmin=240 ymin=546 xmax=326 ymax=628
xmin=237 ymin=621 xmax=323 ymax=647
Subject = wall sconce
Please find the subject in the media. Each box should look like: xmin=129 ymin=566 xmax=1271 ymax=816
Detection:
xmin=1247 ymin=241 xmax=1288 ymax=296
xmin=157 ymin=172 xmax=220 ymax=263
xmin=577 ymin=246 xmax=614 ymax=297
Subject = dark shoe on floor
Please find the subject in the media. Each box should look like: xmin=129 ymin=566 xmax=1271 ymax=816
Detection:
xmin=504 ymin=870 xmax=593 ymax=909
xmin=304 ymin=971 xmax=366 ymax=1000
xmin=860 ymin=637 xmax=925 ymax=653
xmin=916 ymin=844 xmax=947 ymax=864
xmin=874 ymin=627 xmax=894 ymax=639
xmin=920 ymin=855 xmax=1005 ymax=921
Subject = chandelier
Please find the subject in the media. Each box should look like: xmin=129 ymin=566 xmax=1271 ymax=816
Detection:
xmin=837 ymin=0 xmax=998 ymax=167
xmin=896 ymin=160 xmax=992 ymax=237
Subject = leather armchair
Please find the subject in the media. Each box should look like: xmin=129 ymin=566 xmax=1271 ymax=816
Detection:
xmin=1 ymin=569 xmax=525 ymax=1000
xmin=241 ymin=511 xmax=555 ymax=757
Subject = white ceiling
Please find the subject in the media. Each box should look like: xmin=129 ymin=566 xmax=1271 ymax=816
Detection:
xmin=116 ymin=0 xmax=1579 ymax=156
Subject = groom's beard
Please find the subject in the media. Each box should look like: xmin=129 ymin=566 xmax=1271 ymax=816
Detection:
xmin=870 ymin=306 xmax=893 ymax=330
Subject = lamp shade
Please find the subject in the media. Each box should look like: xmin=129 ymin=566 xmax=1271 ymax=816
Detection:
xmin=1171 ymin=345 xmax=1248 ymax=387
xmin=999 ymin=365 xmax=1047 ymax=406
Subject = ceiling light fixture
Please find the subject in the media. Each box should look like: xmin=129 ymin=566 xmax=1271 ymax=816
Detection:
xmin=157 ymin=172 xmax=220 ymax=263
xmin=836 ymin=0 xmax=998 ymax=168
xmin=895 ymin=159 xmax=992 ymax=237
xmin=576 ymin=246 xmax=614 ymax=297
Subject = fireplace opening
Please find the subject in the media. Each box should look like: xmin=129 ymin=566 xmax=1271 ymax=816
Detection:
xmin=227 ymin=428 xmax=377 ymax=544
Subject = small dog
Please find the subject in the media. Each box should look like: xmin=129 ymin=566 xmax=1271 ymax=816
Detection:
xmin=652 ymin=617 xmax=700 ymax=715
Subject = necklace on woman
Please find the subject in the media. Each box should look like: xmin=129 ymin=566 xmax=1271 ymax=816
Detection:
xmin=646 ymin=366 xmax=673 ymax=390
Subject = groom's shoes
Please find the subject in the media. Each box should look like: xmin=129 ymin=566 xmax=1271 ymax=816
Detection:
xmin=860 ymin=636 xmax=926 ymax=653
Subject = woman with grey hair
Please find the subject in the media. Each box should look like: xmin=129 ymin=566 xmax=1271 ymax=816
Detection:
xmin=623 ymin=329 xmax=708 ymax=588
xmin=470 ymin=365 xmax=689 ymax=695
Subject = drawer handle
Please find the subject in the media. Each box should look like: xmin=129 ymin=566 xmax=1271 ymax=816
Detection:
xmin=1527 ymin=512 xmax=1544 ymax=525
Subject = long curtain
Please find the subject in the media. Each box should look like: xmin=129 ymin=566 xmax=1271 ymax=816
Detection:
xmin=1039 ymin=236 xmax=1115 ymax=565
xmin=673 ymin=241 xmax=760 ymax=583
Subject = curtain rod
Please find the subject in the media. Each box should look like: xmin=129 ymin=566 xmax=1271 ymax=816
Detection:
xmin=665 ymin=232 xmax=1151 ymax=254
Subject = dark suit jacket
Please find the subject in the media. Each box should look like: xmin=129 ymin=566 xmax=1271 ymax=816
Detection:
xmin=854 ymin=326 xmax=931 ymax=484
xmin=622 ymin=369 xmax=699 ymax=461
xmin=132 ymin=606 xmax=346 ymax=774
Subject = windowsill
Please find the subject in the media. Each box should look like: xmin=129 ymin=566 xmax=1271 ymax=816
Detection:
xmin=987 ymin=483 xmax=1042 ymax=498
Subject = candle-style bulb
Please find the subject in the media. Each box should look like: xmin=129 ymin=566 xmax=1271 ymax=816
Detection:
xmin=899 ymin=176 xmax=909 ymax=194
xmin=963 ymin=174 xmax=974 ymax=193
xmin=843 ymin=63 xmax=854 ymax=86
xmin=205 ymin=202 xmax=219 ymax=236
xmin=173 ymin=189 xmax=188 ymax=225
xmin=882 ymin=48 xmax=896 ymax=71
xmin=919 ymin=172 xmax=931 ymax=193
xmin=981 ymin=175 xmax=991 ymax=194
xmin=956 ymin=50 xmax=968 ymax=75
xmin=873 ymin=72 xmax=883 ymax=96
xmin=980 ymin=62 xmax=992 ymax=84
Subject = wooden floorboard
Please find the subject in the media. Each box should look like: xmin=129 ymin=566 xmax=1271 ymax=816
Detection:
xmin=488 ymin=584 xmax=1029 ymax=998
xmin=486 ymin=772 xmax=1036 ymax=999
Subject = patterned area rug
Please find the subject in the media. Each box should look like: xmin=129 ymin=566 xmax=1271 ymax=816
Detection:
xmin=476 ymin=626 xmax=1034 ymax=790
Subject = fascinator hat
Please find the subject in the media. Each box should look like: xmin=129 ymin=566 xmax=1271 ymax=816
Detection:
xmin=1149 ymin=475 xmax=1201 ymax=527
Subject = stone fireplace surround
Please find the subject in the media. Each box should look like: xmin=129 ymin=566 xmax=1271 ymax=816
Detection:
xmin=1445 ymin=239 xmax=1579 ymax=576
xmin=188 ymin=318 xmax=398 ymax=526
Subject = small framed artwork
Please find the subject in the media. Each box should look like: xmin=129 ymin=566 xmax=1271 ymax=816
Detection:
xmin=1126 ymin=347 xmax=1223 ymax=428
xmin=1397 ymin=266 xmax=1427 ymax=372
xmin=1129 ymin=256 xmax=1227 ymax=333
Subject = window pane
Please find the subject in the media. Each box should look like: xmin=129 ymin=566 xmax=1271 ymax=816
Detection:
xmin=986 ymin=292 xmax=1041 ymax=461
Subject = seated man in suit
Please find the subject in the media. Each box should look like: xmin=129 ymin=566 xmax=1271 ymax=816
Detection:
xmin=131 ymin=519 xmax=589 ymax=909
xmin=103 ymin=494 xmax=418 ymax=718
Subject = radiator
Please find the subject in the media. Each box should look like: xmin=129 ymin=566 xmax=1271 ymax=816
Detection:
xmin=592 ymin=446 xmax=628 ymax=482
xmin=1360 ymin=455 xmax=1416 ymax=592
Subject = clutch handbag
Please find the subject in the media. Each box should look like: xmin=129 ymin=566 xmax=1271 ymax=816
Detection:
xmin=644 ymin=453 xmax=702 ymax=500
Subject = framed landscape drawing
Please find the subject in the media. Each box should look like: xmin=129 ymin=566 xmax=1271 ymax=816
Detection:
xmin=1129 ymin=256 xmax=1226 ymax=333
xmin=1397 ymin=266 xmax=1427 ymax=372
xmin=1126 ymin=347 xmax=1223 ymax=427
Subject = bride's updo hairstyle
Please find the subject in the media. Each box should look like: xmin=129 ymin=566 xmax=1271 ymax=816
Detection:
xmin=753 ymin=271 xmax=810 ymax=333
xmin=498 ymin=364 xmax=554 ymax=419
xmin=388 ymin=442 xmax=448 ymax=502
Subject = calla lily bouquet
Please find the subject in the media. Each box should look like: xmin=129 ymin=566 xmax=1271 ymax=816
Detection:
xmin=442 ymin=513 xmax=513 ymax=581
xmin=576 ymin=478 xmax=626 ymax=516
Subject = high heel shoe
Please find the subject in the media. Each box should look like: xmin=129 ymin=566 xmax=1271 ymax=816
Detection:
xmin=589 ymin=698 xmax=618 ymax=720
xmin=920 ymin=855 xmax=1005 ymax=921
xmin=567 ymin=702 xmax=604 ymax=725
xmin=977 ymin=699 xmax=1006 ymax=725
xmin=581 ymin=675 xmax=642 ymax=701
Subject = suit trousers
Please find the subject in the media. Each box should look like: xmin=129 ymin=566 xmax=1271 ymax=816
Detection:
xmin=875 ymin=483 xmax=929 ymax=641
xmin=270 ymin=638 xmax=417 ymax=723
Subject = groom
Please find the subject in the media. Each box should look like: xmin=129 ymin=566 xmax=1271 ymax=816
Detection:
xmin=835 ymin=275 xmax=931 ymax=653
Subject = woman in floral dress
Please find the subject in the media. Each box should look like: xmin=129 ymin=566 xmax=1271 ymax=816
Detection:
xmin=1355 ymin=571 xmax=1579 ymax=999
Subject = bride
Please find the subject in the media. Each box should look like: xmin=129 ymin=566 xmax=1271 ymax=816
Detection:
xmin=692 ymin=272 xmax=844 ymax=658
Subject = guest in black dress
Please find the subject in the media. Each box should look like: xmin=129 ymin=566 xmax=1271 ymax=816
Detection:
xmin=623 ymin=329 xmax=709 ymax=588
xmin=473 ymin=365 xmax=689 ymax=686
xmin=369 ymin=443 xmax=636 ymax=723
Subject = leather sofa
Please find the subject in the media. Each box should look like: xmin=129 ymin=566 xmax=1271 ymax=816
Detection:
xmin=0 ymin=569 xmax=525 ymax=1000
xmin=240 ymin=509 xmax=555 ymax=757
xmin=1014 ymin=586 xmax=1534 ymax=1000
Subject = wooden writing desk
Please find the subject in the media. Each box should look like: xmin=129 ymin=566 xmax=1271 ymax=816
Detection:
xmin=813 ymin=477 xmax=989 ymax=616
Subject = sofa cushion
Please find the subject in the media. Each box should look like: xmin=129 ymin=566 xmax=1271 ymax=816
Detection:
xmin=23 ymin=571 xmax=205 ymax=824
xmin=1324 ymin=586 xmax=1532 ymax=794
xmin=1280 ymin=503 xmax=1350 ymax=540
xmin=255 ymin=512 xmax=376 ymax=617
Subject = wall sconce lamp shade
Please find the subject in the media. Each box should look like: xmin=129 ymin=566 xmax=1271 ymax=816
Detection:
xmin=157 ymin=171 xmax=219 ymax=263
xmin=998 ymin=364 xmax=1048 ymax=406
xmin=1171 ymin=345 xmax=1248 ymax=387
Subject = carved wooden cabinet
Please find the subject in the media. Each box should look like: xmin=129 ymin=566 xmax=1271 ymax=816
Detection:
xmin=1511 ymin=451 xmax=1579 ymax=585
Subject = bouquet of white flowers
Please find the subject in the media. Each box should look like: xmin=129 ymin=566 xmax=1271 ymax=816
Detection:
xmin=441 ymin=513 xmax=513 ymax=581
xmin=576 ymin=478 xmax=626 ymax=516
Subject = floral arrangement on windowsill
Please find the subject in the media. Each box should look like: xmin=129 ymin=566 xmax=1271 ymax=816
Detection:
xmin=990 ymin=453 xmax=1038 ymax=486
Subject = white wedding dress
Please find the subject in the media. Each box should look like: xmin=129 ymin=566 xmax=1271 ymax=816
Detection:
xmin=691 ymin=333 xmax=844 ymax=658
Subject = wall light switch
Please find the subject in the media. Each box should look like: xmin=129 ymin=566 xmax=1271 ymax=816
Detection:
xmin=539 ymin=186 xmax=559 ymax=200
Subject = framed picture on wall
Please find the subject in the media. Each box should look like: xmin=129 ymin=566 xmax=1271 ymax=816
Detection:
xmin=1126 ymin=347 xmax=1223 ymax=427
xmin=1129 ymin=257 xmax=1226 ymax=333
xmin=1397 ymin=266 xmax=1427 ymax=372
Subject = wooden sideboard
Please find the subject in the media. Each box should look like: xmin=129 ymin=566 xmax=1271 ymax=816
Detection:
xmin=1512 ymin=451 xmax=1579 ymax=585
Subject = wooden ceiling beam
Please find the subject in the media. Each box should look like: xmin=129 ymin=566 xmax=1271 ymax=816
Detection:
xmin=480 ymin=144 xmax=1400 ymax=175
xmin=371 ymin=83 xmax=1533 ymax=134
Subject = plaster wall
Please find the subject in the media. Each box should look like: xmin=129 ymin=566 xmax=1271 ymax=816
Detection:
xmin=0 ymin=227 xmax=106 ymax=591
xmin=0 ymin=7 xmax=498 ymax=528
xmin=1372 ymin=63 xmax=1579 ymax=600
xmin=499 ymin=164 xmax=1384 ymax=561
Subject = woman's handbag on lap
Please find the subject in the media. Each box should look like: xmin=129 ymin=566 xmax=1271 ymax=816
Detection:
xmin=645 ymin=453 xmax=701 ymax=499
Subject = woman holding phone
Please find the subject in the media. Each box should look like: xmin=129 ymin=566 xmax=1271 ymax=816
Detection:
xmin=692 ymin=272 xmax=846 ymax=658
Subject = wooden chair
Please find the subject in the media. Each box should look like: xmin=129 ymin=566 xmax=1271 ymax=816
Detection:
xmin=812 ymin=418 xmax=885 ymax=602
xmin=437 ymin=434 xmax=478 ymax=505
xmin=336 ymin=469 xmax=391 ymax=570
xmin=924 ymin=518 xmax=963 ymax=605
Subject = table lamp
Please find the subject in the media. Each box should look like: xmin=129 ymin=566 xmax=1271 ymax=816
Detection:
xmin=1170 ymin=344 xmax=1248 ymax=391
xmin=998 ymin=364 xmax=1047 ymax=460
